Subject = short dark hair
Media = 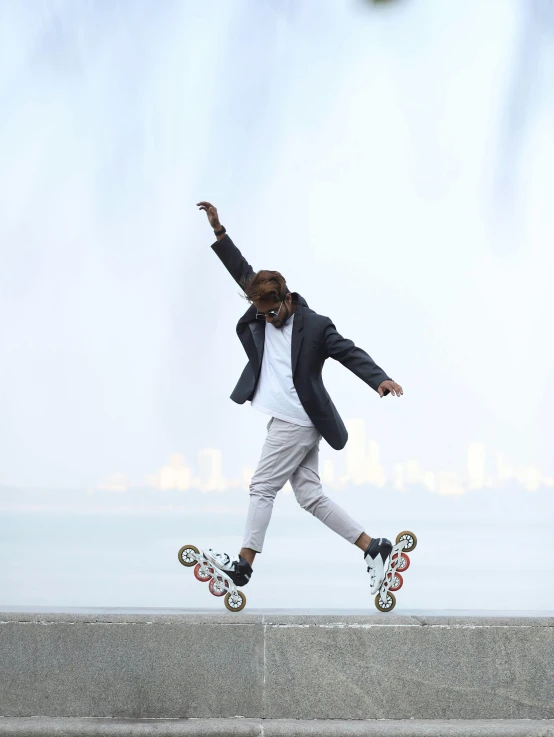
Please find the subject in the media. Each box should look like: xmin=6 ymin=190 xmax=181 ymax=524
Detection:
xmin=239 ymin=270 xmax=288 ymax=305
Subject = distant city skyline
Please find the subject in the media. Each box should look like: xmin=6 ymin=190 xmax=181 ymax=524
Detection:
xmin=89 ymin=417 xmax=554 ymax=496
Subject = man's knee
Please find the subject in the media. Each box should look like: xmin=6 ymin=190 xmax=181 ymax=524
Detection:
xmin=249 ymin=482 xmax=280 ymax=503
xmin=297 ymin=493 xmax=325 ymax=515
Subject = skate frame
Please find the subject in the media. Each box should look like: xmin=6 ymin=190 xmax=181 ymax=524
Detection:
xmin=192 ymin=548 xmax=242 ymax=602
xmin=378 ymin=539 xmax=410 ymax=600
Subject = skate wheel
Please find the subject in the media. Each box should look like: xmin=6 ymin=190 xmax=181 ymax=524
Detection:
xmin=178 ymin=544 xmax=199 ymax=567
xmin=375 ymin=591 xmax=396 ymax=612
xmin=208 ymin=576 xmax=229 ymax=597
xmin=225 ymin=590 xmax=247 ymax=613
xmin=194 ymin=563 xmax=213 ymax=582
xmin=389 ymin=572 xmax=404 ymax=592
xmin=397 ymin=553 xmax=410 ymax=572
xmin=396 ymin=531 xmax=417 ymax=551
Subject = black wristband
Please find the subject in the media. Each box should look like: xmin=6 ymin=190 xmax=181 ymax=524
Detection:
xmin=214 ymin=225 xmax=226 ymax=236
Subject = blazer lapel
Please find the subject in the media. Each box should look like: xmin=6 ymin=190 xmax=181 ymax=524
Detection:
xmin=248 ymin=319 xmax=265 ymax=363
xmin=236 ymin=292 xmax=307 ymax=376
xmin=236 ymin=305 xmax=263 ymax=368
xmin=291 ymin=300 xmax=304 ymax=376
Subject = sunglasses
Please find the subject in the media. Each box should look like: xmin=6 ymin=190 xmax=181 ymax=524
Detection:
xmin=255 ymin=300 xmax=283 ymax=320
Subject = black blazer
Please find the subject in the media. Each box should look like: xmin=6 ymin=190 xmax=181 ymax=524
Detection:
xmin=211 ymin=234 xmax=393 ymax=451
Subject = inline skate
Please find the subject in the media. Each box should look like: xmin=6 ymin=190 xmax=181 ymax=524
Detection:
xmin=365 ymin=531 xmax=417 ymax=612
xmin=177 ymin=544 xmax=252 ymax=612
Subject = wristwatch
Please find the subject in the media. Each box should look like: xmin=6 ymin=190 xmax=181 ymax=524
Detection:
xmin=214 ymin=225 xmax=226 ymax=236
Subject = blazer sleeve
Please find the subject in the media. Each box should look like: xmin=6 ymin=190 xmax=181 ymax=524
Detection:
xmin=321 ymin=319 xmax=393 ymax=396
xmin=211 ymin=234 xmax=255 ymax=291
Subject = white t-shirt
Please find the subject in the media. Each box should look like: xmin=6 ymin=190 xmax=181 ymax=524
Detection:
xmin=251 ymin=312 xmax=314 ymax=427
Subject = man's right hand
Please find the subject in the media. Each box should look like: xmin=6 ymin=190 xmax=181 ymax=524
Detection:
xmin=197 ymin=201 xmax=221 ymax=230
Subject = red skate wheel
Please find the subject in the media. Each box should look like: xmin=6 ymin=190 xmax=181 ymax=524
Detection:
xmin=389 ymin=572 xmax=404 ymax=591
xmin=397 ymin=553 xmax=410 ymax=572
xmin=209 ymin=577 xmax=229 ymax=597
xmin=194 ymin=563 xmax=212 ymax=582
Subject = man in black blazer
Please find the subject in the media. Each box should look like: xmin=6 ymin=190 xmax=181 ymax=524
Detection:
xmin=195 ymin=201 xmax=404 ymax=598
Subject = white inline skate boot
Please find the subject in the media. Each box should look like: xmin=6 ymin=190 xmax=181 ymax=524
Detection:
xmin=178 ymin=544 xmax=253 ymax=613
xmin=365 ymin=531 xmax=418 ymax=613
xmin=203 ymin=548 xmax=253 ymax=586
xmin=364 ymin=537 xmax=393 ymax=595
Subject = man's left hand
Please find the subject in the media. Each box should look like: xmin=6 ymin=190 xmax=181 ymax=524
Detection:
xmin=378 ymin=380 xmax=403 ymax=397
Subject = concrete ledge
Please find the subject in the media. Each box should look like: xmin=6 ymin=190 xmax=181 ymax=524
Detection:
xmin=1 ymin=609 xmax=553 ymax=722
xmin=1 ymin=718 xmax=554 ymax=737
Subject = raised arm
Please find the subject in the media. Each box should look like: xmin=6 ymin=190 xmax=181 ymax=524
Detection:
xmin=197 ymin=201 xmax=255 ymax=290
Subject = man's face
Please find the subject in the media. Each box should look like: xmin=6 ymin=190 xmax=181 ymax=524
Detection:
xmin=254 ymin=294 xmax=292 ymax=329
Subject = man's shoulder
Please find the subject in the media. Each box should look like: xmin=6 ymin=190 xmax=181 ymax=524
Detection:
xmin=301 ymin=305 xmax=333 ymax=329
xmin=299 ymin=302 xmax=329 ymax=319
xmin=293 ymin=294 xmax=333 ymax=328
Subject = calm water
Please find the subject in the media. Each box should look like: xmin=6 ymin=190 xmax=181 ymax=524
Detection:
xmin=1 ymin=486 xmax=553 ymax=611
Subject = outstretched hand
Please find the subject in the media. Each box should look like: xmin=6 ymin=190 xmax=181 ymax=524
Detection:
xmin=378 ymin=380 xmax=403 ymax=397
xmin=197 ymin=201 xmax=221 ymax=230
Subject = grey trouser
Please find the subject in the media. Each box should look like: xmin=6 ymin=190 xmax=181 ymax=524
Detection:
xmin=242 ymin=417 xmax=365 ymax=553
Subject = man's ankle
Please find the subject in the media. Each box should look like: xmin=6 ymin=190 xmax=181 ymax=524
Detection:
xmin=355 ymin=533 xmax=372 ymax=552
xmin=239 ymin=547 xmax=257 ymax=566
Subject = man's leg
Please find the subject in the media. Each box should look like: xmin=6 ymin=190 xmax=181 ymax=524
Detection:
xmin=241 ymin=491 xmax=372 ymax=566
xmin=290 ymin=439 xmax=373 ymax=549
xmin=241 ymin=418 xmax=319 ymax=565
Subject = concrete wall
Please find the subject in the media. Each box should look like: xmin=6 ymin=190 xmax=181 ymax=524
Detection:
xmin=1 ymin=609 xmax=553 ymax=736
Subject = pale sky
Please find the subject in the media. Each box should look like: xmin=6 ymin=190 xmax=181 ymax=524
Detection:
xmin=1 ymin=0 xmax=553 ymax=493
